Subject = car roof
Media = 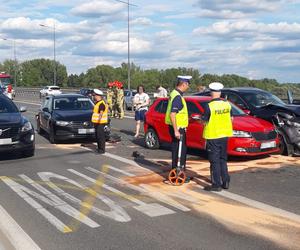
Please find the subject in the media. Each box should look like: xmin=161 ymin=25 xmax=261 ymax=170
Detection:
xmin=155 ymin=96 xmax=213 ymax=102
xmin=194 ymin=87 xmax=269 ymax=95
xmin=46 ymin=85 xmax=60 ymax=88
xmin=52 ymin=93 xmax=86 ymax=98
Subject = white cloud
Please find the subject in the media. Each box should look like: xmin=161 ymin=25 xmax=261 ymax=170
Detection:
xmin=131 ymin=17 xmax=153 ymax=26
xmin=71 ymin=0 xmax=125 ymax=17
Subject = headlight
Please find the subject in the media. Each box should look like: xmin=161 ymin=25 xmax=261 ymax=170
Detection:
xmin=233 ymin=130 xmax=252 ymax=138
xmin=56 ymin=121 xmax=70 ymax=126
xmin=21 ymin=122 xmax=33 ymax=132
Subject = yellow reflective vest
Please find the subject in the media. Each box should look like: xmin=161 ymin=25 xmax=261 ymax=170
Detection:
xmin=92 ymin=100 xmax=108 ymax=124
xmin=203 ymin=100 xmax=233 ymax=139
xmin=165 ymin=90 xmax=188 ymax=128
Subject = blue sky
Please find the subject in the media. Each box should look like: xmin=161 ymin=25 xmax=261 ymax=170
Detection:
xmin=1 ymin=0 xmax=300 ymax=82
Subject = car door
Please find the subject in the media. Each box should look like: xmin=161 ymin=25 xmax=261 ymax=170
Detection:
xmin=186 ymin=101 xmax=206 ymax=149
xmin=152 ymin=100 xmax=170 ymax=142
xmin=40 ymin=97 xmax=52 ymax=131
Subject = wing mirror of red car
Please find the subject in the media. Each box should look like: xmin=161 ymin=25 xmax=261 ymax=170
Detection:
xmin=243 ymin=109 xmax=251 ymax=115
xmin=190 ymin=113 xmax=202 ymax=121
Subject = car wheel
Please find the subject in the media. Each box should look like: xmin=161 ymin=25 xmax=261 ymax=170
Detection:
xmin=145 ymin=128 xmax=160 ymax=149
xmin=49 ymin=126 xmax=57 ymax=144
xmin=278 ymin=133 xmax=292 ymax=156
xmin=23 ymin=148 xmax=35 ymax=158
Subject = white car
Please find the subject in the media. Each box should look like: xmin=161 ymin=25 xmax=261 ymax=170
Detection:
xmin=40 ymin=86 xmax=62 ymax=98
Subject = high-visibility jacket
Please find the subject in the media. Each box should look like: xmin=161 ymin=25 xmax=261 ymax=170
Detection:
xmin=92 ymin=100 xmax=108 ymax=124
xmin=165 ymin=90 xmax=188 ymax=128
xmin=203 ymin=100 xmax=233 ymax=139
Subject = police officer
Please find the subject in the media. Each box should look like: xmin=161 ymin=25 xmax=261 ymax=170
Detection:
xmin=92 ymin=89 xmax=108 ymax=154
xmin=165 ymin=75 xmax=192 ymax=182
xmin=202 ymin=82 xmax=233 ymax=191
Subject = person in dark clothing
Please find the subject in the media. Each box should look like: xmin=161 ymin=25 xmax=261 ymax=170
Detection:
xmin=202 ymin=82 xmax=233 ymax=191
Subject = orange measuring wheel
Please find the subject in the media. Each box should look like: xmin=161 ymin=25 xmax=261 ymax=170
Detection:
xmin=168 ymin=169 xmax=186 ymax=186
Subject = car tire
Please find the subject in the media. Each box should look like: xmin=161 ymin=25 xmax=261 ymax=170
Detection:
xmin=145 ymin=128 xmax=160 ymax=149
xmin=49 ymin=126 xmax=57 ymax=144
xmin=23 ymin=148 xmax=35 ymax=158
xmin=278 ymin=133 xmax=293 ymax=156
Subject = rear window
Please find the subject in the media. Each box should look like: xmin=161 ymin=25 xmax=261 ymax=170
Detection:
xmin=54 ymin=97 xmax=93 ymax=110
xmin=50 ymin=87 xmax=61 ymax=90
xmin=0 ymin=96 xmax=19 ymax=113
xmin=199 ymin=101 xmax=245 ymax=116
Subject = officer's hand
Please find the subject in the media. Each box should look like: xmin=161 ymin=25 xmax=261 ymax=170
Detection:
xmin=174 ymin=130 xmax=180 ymax=139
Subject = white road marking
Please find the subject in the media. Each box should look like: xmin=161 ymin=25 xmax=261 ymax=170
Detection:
xmin=0 ymin=205 xmax=41 ymax=250
xmin=68 ymin=169 xmax=175 ymax=217
xmin=105 ymin=165 xmax=135 ymax=177
xmin=38 ymin=172 xmax=130 ymax=222
xmin=86 ymin=167 xmax=191 ymax=212
xmin=214 ymin=189 xmax=300 ymax=223
xmin=80 ymin=146 xmax=150 ymax=171
xmin=14 ymin=100 xmax=40 ymax=106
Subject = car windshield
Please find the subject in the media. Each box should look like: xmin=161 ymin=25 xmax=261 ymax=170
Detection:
xmin=0 ymin=78 xmax=11 ymax=85
xmin=53 ymin=97 xmax=94 ymax=111
xmin=0 ymin=97 xmax=19 ymax=113
xmin=241 ymin=92 xmax=285 ymax=108
xmin=199 ymin=101 xmax=246 ymax=116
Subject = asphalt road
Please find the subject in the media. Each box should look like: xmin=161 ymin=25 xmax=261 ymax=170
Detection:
xmin=0 ymin=94 xmax=300 ymax=250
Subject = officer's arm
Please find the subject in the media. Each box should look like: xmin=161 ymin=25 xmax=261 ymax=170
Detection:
xmin=170 ymin=112 xmax=178 ymax=132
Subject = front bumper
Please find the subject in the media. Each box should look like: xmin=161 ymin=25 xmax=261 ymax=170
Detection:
xmin=54 ymin=123 xmax=110 ymax=141
xmin=228 ymin=137 xmax=280 ymax=156
xmin=0 ymin=130 xmax=35 ymax=153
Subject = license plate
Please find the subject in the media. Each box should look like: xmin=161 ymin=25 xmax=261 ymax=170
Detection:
xmin=78 ymin=128 xmax=95 ymax=134
xmin=0 ymin=138 xmax=12 ymax=145
xmin=260 ymin=141 xmax=276 ymax=149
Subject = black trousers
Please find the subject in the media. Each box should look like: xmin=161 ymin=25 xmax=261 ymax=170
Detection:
xmin=94 ymin=124 xmax=106 ymax=153
xmin=206 ymin=137 xmax=230 ymax=187
xmin=168 ymin=126 xmax=187 ymax=169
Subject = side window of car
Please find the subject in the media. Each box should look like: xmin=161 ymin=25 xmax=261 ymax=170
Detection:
xmin=227 ymin=94 xmax=248 ymax=109
xmin=155 ymin=100 xmax=168 ymax=113
xmin=186 ymin=101 xmax=200 ymax=116
xmin=42 ymin=97 xmax=52 ymax=111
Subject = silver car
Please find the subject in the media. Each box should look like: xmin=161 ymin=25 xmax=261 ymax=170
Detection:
xmin=124 ymin=90 xmax=137 ymax=110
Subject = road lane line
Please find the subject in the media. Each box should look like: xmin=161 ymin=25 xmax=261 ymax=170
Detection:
xmin=214 ymin=190 xmax=300 ymax=223
xmin=0 ymin=205 xmax=41 ymax=250
xmin=14 ymin=100 xmax=40 ymax=106
xmin=86 ymin=167 xmax=191 ymax=212
xmin=68 ymin=169 xmax=175 ymax=217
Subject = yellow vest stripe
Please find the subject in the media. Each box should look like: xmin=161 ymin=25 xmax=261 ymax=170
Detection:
xmin=203 ymin=100 xmax=233 ymax=139
xmin=92 ymin=100 xmax=108 ymax=124
xmin=165 ymin=90 xmax=188 ymax=128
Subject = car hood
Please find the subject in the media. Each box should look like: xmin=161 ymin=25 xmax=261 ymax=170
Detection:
xmin=233 ymin=115 xmax=274 ymax=132
xmin=0 ymin=113 xmax=22 ymax=126
xmin=53 ymin=110 xmax=92 ymax=121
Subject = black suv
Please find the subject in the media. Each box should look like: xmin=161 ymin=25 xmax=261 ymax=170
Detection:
xmin=36 ymin=94 xmax=110 ymax=143
xmin=0 ymin=94 xmax=35 ymax=157
xmin=194 ymin=87 xmax=300 ymax=121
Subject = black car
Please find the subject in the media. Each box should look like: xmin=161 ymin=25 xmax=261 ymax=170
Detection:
xmin=36 ymin=94 xmax=110 ymax=143
xmin=0 ymin=94 xmax=35 ymax=157
xmin=194 ymin=87 xmax=300 ymax=121
xmin=79 ymin=88 xmax=94 ymax=99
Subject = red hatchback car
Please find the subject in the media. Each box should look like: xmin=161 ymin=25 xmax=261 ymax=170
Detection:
xmin=144 ymin=96 xmax=280 ymax=156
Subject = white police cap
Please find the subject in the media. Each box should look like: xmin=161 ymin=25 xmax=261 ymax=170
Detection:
xmin=93 ymin=89 xmax=104 ymax=96
xmin=209 ymin=82 xmax=224 ymax=92
xmin=177 ymin=75 xmax=192 ymax=84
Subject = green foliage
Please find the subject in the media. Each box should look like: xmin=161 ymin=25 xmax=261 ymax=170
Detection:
xmin=2 ymin=58 xmax=300 ymax=98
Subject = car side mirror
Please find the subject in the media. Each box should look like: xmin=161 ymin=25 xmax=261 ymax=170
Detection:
xmin=190 ymin=113 xmax=202 ymax=121
xmin=243 ymin=109 xmax=251 ymax=115
xmin=42 ymin=107 xmax=50 ymax=113
xmin=19 ymin=106 xmax=27 ymax=112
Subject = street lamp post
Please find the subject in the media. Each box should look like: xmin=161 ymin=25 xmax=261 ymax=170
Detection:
xmin=40 ymin=23 xmax=57 ymax=86
xmin=113 ymin=0 xmax=137 ymax=91
xmin=2 ymin=38 xmax=17 ymax=87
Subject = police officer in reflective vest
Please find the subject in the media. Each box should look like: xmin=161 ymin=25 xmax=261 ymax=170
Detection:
xmin=92 ymin=89 xmax=108 ymax=154
xmin=165 ymin=75 xmax=192 ymax=182
xmin=202 ymin=82 xmax=233 ymax=191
